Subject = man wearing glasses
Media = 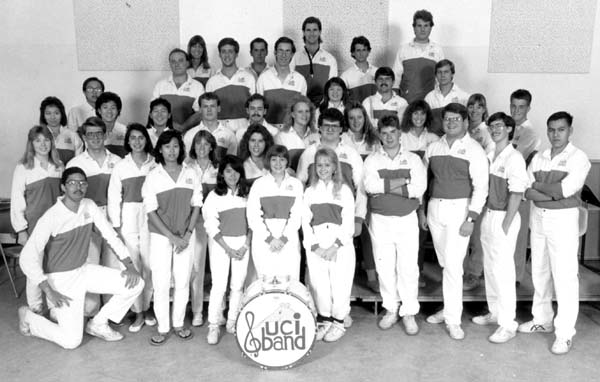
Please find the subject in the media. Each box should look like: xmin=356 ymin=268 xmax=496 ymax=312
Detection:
xmin=18 ymin=166 xmax=143 ymax=349
xmin=67 ymin=77 xmax=105 ymax=131
xmin=422 ymin=103 xmax=488 ymax=340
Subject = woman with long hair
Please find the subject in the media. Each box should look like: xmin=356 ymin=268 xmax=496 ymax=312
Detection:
xmin=315 ymin=77 xmax=349 ymax=125
xmin=467 ymin=93 xmax=494 ymax=154
xmin=342 ymin=101 xmax=380 ymax=159
xmin=399 ymin=99 xmax=439 ymax=159
xmin=187 ymin=35 xmax=213 ymax=86
xmin=39 ymin=96 xmax=83 ymax=164
xmin=238 ymin=123 xmax=274 ymax=185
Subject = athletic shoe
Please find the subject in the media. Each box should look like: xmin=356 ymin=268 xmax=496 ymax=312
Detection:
xmin=343 ymin=314 xmax=353 ymax=328
xmin=378 ymin=311 xmax=399 ymax=330
xmin=316 ymin=321 xmax=333 ymax=341
xmin=446 ymin=324 xmax=465 ymax=340
xmin=472 ymin=312 xmax=497 ymax=326
xmin=192 ymin=312 xmax=204 ymax=327
xmin=85 ymin=320 xmax=124 ymax=341
xmin=517 ymin=320 xmax=554 ymax=333
xmin=551 ymin=337 xmax=572 ymax=355
xmin=426 ymin=310 xmax=444 ymax=324
xmin=489 ymin=326 xmax=516 ymax=344
xmin=402 ymin=315 xmax=419 ymax=336
xmin=207 ymin=325 xmax=220 ymax=345
xmin=463 ymin=274 xmax=481 ymax=291
xmin=226 ymin=320 xmax=236 ymax=334
xmin=144 ymin=312 xmax=157 ymax=327
xmin=128 ymin=314 xmax=145 ymax=333
xmin=323 ymin=322 xmax=345 ymax=342
xmin=18 ymin=306 xmax=32 ymax=336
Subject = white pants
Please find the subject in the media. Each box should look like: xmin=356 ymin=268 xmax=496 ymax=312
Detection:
xmin=306 ymin=243 xmax=355 ymax=320
xmin=370 ymin=212 xmax=420 ymax=316
xmin=150 ymin=232 xmax=194 ymax=333
xmin=480 ymin=209 xmax=520 ymax=330
xmin=530 ymin=206 xmax=579 ymax=339
xmin=514 ymin=200 xmax=531 ymax=283
xmin=207 ymin=235 xmax=249 ymax=325
xmin=25 ymin=264 xmax=143 ymax=349
xmin=252 ymin=235 xmax=301 ymax=281
xmin=427 ymin=198 xmax=470 ymax=325
xmin=121 ymin=229 xmax=153 ymax=313
xmin=190 ymin=216 xmax=208 ymax=314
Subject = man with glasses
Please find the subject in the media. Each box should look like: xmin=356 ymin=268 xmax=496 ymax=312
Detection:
xmin=256 ymin=37 xmax=307 ymax=127
xmin=423 ymin=103 xmax=488 ymax=340
xmin=18 ymin=166 xmax=143 ymax=349
xmin=68 ymin=77 xmax=105 ymax=131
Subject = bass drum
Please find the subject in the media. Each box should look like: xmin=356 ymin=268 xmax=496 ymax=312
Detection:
xmin=235 ymin=276 xmax=317 ymax=369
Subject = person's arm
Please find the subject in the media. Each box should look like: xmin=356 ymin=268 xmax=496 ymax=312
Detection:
xmin=330 ymin=56 xmax=338 ymax=78
xmin=525 ymin=188 xmax=553 ymax=201
xmin=72 ymin=130 xmax=84 ymax=156
xmin=460 ymin=147 xmax=489 ymax=236
xmin=295 ymin=149 xmax=311 ymax=185
xmin=301 ymin=189 xmax=317 ymax=252
xmin=502 ymin=192 xmax=523 ymax=234
xmin=298 ymin=76 xmax=307 ymax=96
xmin=392 ymin=49 xmax=403 ymax=93
xmin=246 ymin=179 xmax=272 ymax=241
xmin=281 ymin=180 xmax=303 ymax=243
xmin=202 ymin=192 xmax=235 ymax=256
xmin=340 ymin=185 xmax=356 ymax=246
xmin=10 ymin=165 xmax=28 ymax=236
xmin=362 ymin=154 xmax=385 ymax=195
xmin=106 ymin=165 xmax=123 ymax=229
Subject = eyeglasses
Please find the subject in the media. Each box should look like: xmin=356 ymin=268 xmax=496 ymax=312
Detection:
xmin=85 ymin=87 xmax=103 ymax=93
xmin=321 ymin=123 xmax=341 ymax=131
xmin=65 ymin=180 xmax=88 ymax=188
xmin=85 ymin=131 xmax=104 ymax=138
xmin=443 ymin=117 xmax=463 ymax=123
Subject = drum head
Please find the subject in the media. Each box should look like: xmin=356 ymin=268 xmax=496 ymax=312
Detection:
xmin=236 ymin=291 xmax=316 ymax=369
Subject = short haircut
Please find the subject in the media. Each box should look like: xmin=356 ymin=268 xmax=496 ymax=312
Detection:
xmin=413 ymin=9 xmax=434 ymax=26
xmin=95 ymin=91 xmax=122 ymax=117
xmin=264 ymin=145 xmax=290 ymax=171
xmin=467 ymin=93 xmax=489 ymax=122
xmin=547 ymin=111 xmax=573 ymax=127
xmin=319 ymin=77 xmax=349 ymax=113
xmin=82 ymin=77 xmax=105 ymax=93
xmin=487 ymin=112 xmax=516 ymax=140
xmin=245 ymin=93 xmax=268 ymax=110
xmin=124 ymin=123 xmax=153 ymax=153
xmin=400 ymin=99 xmax=433 ymax=133
xmin=319 ymin=108 xmax=345 ymax=128
xmin=39 ymin=96 xmax=67 ymax=126
xmin=378 ymin=115 xmax=400 ymax=131
xmin=168 ymin=48 xmax=189 ymax=62
xmin=81 ymin=116 xmax=106 ymax=135
xmin=302 ymin=16 xmax=322 ymax=31
xmin=61 ymin=166 xmax=87 ymax=185
xmin=189 ymin=130 xmax=218 ymax=168
xmin=274 ymin=36 xmax=296 ymax=54
xmin=187 ymin=35 xmax=210 ymax=70
xmin=250 ymin=37 xmax=268 ymax=52
xmin=442 ymin=103 xmax=468 ymax=120
xmin=375 ymin=66 xmax=395 ymax=82
xmin=435 ymin=59 xmax=455 ymax=74
xmin=199 ymin=92 xmax=221 ymax=106
xmin=153 ymin=129 xmax=185 ymax=165
xmin=147 ymin=98 xmax=174 ymax=129
xmin=510 ymin=89 xmax=532 ymax=106
xmin=238 ymin=123 xmax=274 ymax=161
xmin=218 ymin=37 xmax=240 ymax=53
xmin=350 ymin=35 xmax=371 ymax=54
xmin=215 ymin=154 xmax=249 ymax=198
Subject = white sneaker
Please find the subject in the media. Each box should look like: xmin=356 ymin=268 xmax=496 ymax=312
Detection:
xmin=323 ymin=322 xmax=345 ymax=342
xmin=316 ymin=321 xmax=333 ymax=341
xmin=207 ymin=325 xmax=220 ymax=345
xmin=226 ymin=320 xmax=236 ymax=334
xmin=128 ymin=314 xmax=145 ymax=333
xmin=378 ymin=311 xmax=399 ymax=330
xmin=344 ymin=314 xmax=353 ymax=328
xmin=192 ymin=312 xmax=204 ymax=327
xmin=402 ymin=315 xmax=419 ymax=336
xmin=18 ymin=306 xmax=32 ymax=336
xmin=472 ymin=312 xmax=497 ymax=326
xmin=551 ymin=337 xmax=572 ymax=355
xmin=488 ymin=326 xmax=516 ymax=344
xmin=517 ymin=320 xmax=554 ymax=333
xmin=446 ymin=324 xmax=465 ymax=340
xmin=85 ymin=320 xmax=124 ymax=342
xmin=426 ymin=310 xmax=444 ymax=324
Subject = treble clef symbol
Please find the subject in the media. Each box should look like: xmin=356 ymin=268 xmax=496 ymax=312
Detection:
xmin=244 ymin=311 xmax=261 ymax=357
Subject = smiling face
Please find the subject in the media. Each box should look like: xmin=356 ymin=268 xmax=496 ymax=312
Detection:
xmin=269 ymin=155 xmax=288 ymax=176
xmin=150 ymin=104 xmax=170 ymax=128
xmin=195 ymin=137 xmax=212 ymax=160
xmin=292 ymin=101 xmax=311 ymax=127
xmin=488 ymin=119 xmax=511 ymax=145
xmin=248 ymin=132 xmax=266 ymax=158
xmin=128 ymin=129 xmax=147 ymax=154
xmin=223 ymin=164 xmax=240 ymax=190
xmin=83 ymin=125 xmax=105 ymax=151
xmin=219 ymin=44 xmax=238 ymax=68
xmin=328 ymin=83 xmax=344 ymax=103
xmin=376 ymin=75 xmax=393 ymax=94
xmin=303 ymin=22 xmax=321 ymax=45
xmin=32 ymin=133 xmax=51 ymax=157
xmin=411 ymin=110 xmax=427 ymax=129
xmin=315 ymin=154 xmax=334 ymax=182
xmin=98 ymin=101 xmax=119 ymax=124
xmin=347 ymin=108 xmax=365 ymax=134
xmin=443 ymin=112 xmax=468 ymax=140
xmin=379 ymin=125 xmax=400 ymax=151
xmin=169 ymin=51 xmax=189 ymax=76
xmin=247 ymin=99 xmax=266 ymax=124
xmin=510 ymin=98 xmax=530 ymax=125
xmin=467 ymin=102 xmax=485 ymax=123
xmin=44 ymin=105 xmax=63 ymax=128
xmin=160 ymin=137 xmax=181 ymax=164
xmin=62 ymin=172 xmax=88 ymax=204
xmin=189 ymin=43 xmax=204 ymax=60
xmin=275 ymin=42 xmax=294 ymax=67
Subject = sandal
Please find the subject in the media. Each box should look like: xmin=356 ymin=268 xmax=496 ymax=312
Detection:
xmin=174 ymin=327 xmax=194 ymax=341
xmin=149 ymin=331 xmax=170 ymax=346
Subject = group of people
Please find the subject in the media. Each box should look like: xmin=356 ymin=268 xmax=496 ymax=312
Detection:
xmin=11 ymin=10 xmax=590 ymax=356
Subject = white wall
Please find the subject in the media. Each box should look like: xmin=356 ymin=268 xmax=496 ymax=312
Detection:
xmin=2 ymin=0 xmax=600 ymax=196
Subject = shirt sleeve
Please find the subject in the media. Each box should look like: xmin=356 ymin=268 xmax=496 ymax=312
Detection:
xmin=19 ymin=213 xmax=53 ymax=285
xmin=362 ymin=154 xmax=385 ymax=195
xmin=282 ymin=180 xmax=303 ymax=240
xmin=298 ymin=75 xmax=308 ymax=96
xmin=152 ymin=82 xmax=160 ymax=100
xmin=507 ymin=153 xmax=528 ymax=194
xmin=72 ymin=131 xmax=84 ymax=156
xmin=67 ymin=108 xmax=78 ymax=131
xmin=467 ymin=145 xmax=489 ymax=219
xmin=561 ymin=150 xmax=591 ymax=198
xmin=202 ymin=191 xmax=221 ymax=239
xmin=349 ymin=150 xmax=367 ymax=220
xmin=340 ymin=185 xmax=356 ymax=245
xmin=295 ymin=149 xmax=311 ymax=185
xmin=246 ymin=179 xmax=271 ymax=241
xmin=515 ymin=126 xmax=541 ymax=160
xmin=392 ymin=49 xmax=404 ymax=89
xmin=227 ymin=132 xmax=238 ymax=156
xmin=142 ymin=172 xmax=158 ymax=213
xmin=256 ymin=75 xmax=265 ymax=95
xmin=190 ymin=170 xmax=203 ymax=208
xmin=10 ymin=165 xmax=28 ymax=232
xmin=106 ymin=165 xmax=123 ymax=228
xmin=329 ymin=56 xmax=338 ymax=78
xmin=407 ymin=153 xmax=427 ymax=200
xmin=301 ymin=189 xmax=316 ymax=250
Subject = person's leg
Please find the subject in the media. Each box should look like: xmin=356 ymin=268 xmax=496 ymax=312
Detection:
xmin=514 ymin=200 xmax=530 ymax=284
xmin=25 ymin=279 xmax=44 ymax=313
xmin=306 ymin=248 xmax=333 ymax=318
xmin=529 ymin=208 xmax=555 ymax=326
xmin=171 ymin=235 xmax=194 ymax=329
xmin=207 ymin=239 xmax=230 ymax=325
xmin=493 ymin=211 xmax=519 ymax=331
xmin=190 ymin=216 xmax=208 ymax=320
xmin=227 ymin=237 xmax=250 ymax=325
xmin=370 ymin=231 xmax=399 ymax=314
xmin=396 ymin=213 xmax=420 ymax=317
xmin=150 ymin=233 xmax=174 ymax=334
xmin=330 ymin=244 xmax=356 ymax=321
xmin=84 ymin=231 xmax=102 ymax=316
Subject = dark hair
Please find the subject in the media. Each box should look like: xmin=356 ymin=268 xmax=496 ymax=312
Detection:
xmin=218 ymin=37 xmax=240 ymax=53
xmin=124 ymin=123 xmax=153 ymax=153
xmin=199 ymin=92 xmax=221 ymax=107
xmin=245 ymin=93 xmax=269 ymax=110
xmin=319 ymin=108 xmax=345 ymax=128
xmin=510 ymin=89 xmax=532 ymax=106
xmin=274 ymin=37 xmax=296 ymax=54
xmin=442 ymin=103 xmax=469 ymax=120
xmin=375 ymin=66 xmax=395 ymax=82
xmin=487 ymin=112 xmax=516 ymax=140
xmin=81 ymin=116 xmax=106 ymax=135
xmin=319 ymin=77 xmax=349 ymax=113
xmin=250 ymin=37 xmax=268 ymax=52
xmin=215 ymin=155 xmax=249 ymax=197
xmin=61 ymin=166 xmax=87 ymax=185
xmin=154 ymin=130 xmax=185 ymax=165
xmin=400 ymin=100 xmax=433 ymax=133
xmin=435 ymin=59 xmax=455 ymax=74
xmin=39 ymin=96 xmax=67 ymax=126
xmin=302 ymin=16 xmax=323 ymax=43
xmin=350 ymin=36 xmax=371 ymax=56
xmin=187 ymin=35 xmax=210 ymax=70
xmin=168 ymin=48 xmax=189 ymax=62
xmin=413 ymin=9 xmax=434 ymax=26
xmin=264 ymin=145 xmax=290 ymax=171
xmin=378 ymin=115 xmax=401 ymax=131
xmin=238 ymin=124 xmax=274 ymax=161
xmin=95 ymin=91 xmax=122 ymax=117
xmin=82 ymin=77 xmax=105 ymax=93
xmin=188 ymin=130 xmax=218 ymax=167
xmin=147 ymin=98 xmax=174 ymax=129
xmin=547 ymin=111 xmax=573 ymax=127
xmin=467 ymin=93 xmax=489 ymax=122
xmin=343 ymin=102 xmax=379 ymax=148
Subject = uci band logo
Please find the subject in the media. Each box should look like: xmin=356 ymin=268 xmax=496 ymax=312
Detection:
xmin=243 ymin=311 xmax=307 ymax=357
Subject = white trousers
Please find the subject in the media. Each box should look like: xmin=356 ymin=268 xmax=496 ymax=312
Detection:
xmin=530 ymin=206 xmax=579 ymax=339
xmin=150 ymin=232 xmax=194 ymax=333
xmin=207 ymin=235 xmax=249 ymax=325
xmin=121 ymin=229 xmax=153 ymax=313
xmin=480 ymin=209 xmax=520 ymax=330
xmin=252 ymin=235 xmax=301 ymax=281
xmin=427 ymin=198 xmax=470 ymax=325
xmin=190 ymin=216 xmax=208 ymax=314
xmin=370 ymin=212 xmax=420 ymax=316
xmin=25 ymin=264 xmax=143 ymax=349
xmin=306 ymin=243 xmax=355 ymax=320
